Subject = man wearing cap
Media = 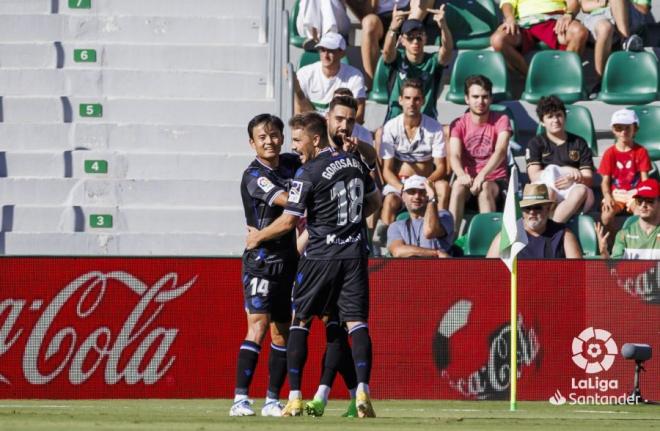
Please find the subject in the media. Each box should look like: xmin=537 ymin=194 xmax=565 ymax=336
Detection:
xmin=387 ymin=175 xmax=454 ymax=257
xmin=487 ymin=183 xmax=582 ymax=258
xmin=598 ymin=108 xmax=651 ymax=239
xmin=294 ymin=32 xmax=367 ymax=123
xmin=598 ymin=179 xmax=660 ymax=259
xmin=381 ymin=7 xmax=453 ymax=122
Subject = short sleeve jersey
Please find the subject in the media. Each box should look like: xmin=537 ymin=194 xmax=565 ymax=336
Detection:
xmin=386 ymin=211 xmax=454 ymax=252
xmin=240 ymin=153 xmax=301 ymax=259
xmin=500 ymin=0 xmax=567 ymax=19
xmin=284 ymin=148 xmax=377 ymax=259
xmin=296 ymin=62 xmax=367 ymax=114
xmin=525 ymin=132 xmax=594 ymax=171
xmin=379 ymin=114 xmax=445 ymax=162
xmin=385 ymin=50 xmax=442 ymax=122
xmin=450 ymin=111 xmax=511 ymax=180
xmin=598 ymin=143 xmax=651 ymax=191
xmin=612 ymin=220 xmax=660 ymax=259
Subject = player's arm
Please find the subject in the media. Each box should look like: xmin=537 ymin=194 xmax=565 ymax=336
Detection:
xmin=271 ymin=192 xmax=289 ymax=207
xmin=563 ymin=229 xmax=582 ymax=258
xmin=389 ymin=240 xmax=448 ymax=257
xmin=432 ymin=6 xmax=454 ymax=66
xmin=246 ymin=213 xmax=299 ymax=250
xmin=364 ymin=188 xmax=382 ymax=217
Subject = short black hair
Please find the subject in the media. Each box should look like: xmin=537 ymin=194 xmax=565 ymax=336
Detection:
xmin=401 ymin=78 xmax=424 ymax=94
xmin=536 ymin=95 xmax=566 ymax=120
xmin=247 ymin=113 xmax=284 ymax=139
xmin=464 ymin=75 xmax=493 ymax=96
xmin=332 ymin=87 xmax=353 ymax=98
xmin=289 ymin=112 xmax=328 ymax=142
xmin=329 ymin=94 xmax=358 ymax=113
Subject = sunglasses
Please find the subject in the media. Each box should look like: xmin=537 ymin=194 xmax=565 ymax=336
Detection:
xmin=522 ymin=205 xmax=546 ymax=212
xmin=612 ymin=124 xmax=634 ymax=132
xmin=404 ymin=34 xmax=425 ymax=42
xmin=636 ymin=197 xmax=657 ymax=205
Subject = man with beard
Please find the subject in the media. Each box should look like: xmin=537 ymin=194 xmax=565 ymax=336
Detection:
xmin=448 ymin=75 xmax=511 ymax=233
xmin=597 ymin=179 xmax=660 ymax=259
xmin=326 ymin=94 xmax=376 ymax=168
xmin=487 ymin=183 xmax=582 ymax=258
xmin=246 ymin=112 xmax=381 ymax=418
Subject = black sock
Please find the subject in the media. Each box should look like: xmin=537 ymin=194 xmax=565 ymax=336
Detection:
xmin=338 ymin=328 xmax=358 ymax=391
xmin=319 ymin=321 xmax=343 ymax=387
xmin=349 ymin=324 xmax=372 ymax=385
xmin=267 ymin=343 xmax=287 ymax=400
xmin=287 ymin=327 xmax=310 ymax=391
xmin=234 ymin=340 xmax=261 ymax=396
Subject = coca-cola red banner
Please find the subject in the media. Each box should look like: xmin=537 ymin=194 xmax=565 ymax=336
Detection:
xmin=0 ymin=258 xmax=658 ymax=402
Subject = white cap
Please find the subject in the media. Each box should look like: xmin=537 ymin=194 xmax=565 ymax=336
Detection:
xmin=315 ymin=32 xmax=346 ymax=51
xmin=402 ymin=175 xmax=428 ymax=192
xmin=610 ymin=109 xmax=639 ymax=126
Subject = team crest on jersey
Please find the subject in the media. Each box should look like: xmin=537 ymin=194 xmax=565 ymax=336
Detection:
xmin=257 ymin=176 xmax=275 ymax=193
xmin=569 ymin=150 xmax=580 ymax=161
xmin=288 ymin=180 xmax=303 ymax=203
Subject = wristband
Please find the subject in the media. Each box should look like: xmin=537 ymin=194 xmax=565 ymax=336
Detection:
xmin=429 ymin=197 xmax=438 ymax=204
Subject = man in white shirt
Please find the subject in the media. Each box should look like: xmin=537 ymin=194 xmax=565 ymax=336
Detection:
xmin=294 ymin=32 xmax=367 ymax=123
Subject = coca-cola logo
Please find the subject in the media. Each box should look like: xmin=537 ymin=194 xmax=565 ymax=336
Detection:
xmin=0 ymin=271 xmax=197 ymax=386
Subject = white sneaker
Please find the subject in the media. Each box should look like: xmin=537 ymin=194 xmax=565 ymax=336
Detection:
xmin=229 ymin=399 xmax=255 ymax=417
xmin=261 ymin=400 xmax=284 ymax=417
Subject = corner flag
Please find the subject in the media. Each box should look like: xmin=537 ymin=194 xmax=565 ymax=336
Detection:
xmin=499 ymin=168 xmax=527 ymax=271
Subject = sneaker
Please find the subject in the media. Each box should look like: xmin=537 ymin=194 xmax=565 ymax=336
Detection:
xmin=261 ymin=400 xmax=284 ymax=417
xmin=341 ymin=399 xmax=358 ymax=418
xmin=229 ymin=399 xmax=255 ymax=417
xmin=356 ymin=391 xmax=376 ymax=418
xmin=305 ymin=398 xmax=326 ymax=417
xmin=281 ymin=397 xmax=303 ymax=417
xmin=302 ymin=37 xmax=318 ymax=51
xmin=623 ymin=34 xmax=644 ymax=52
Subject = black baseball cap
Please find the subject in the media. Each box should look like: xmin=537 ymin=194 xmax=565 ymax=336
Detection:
xmin=401 ymin=19 xmax=425 ymax=35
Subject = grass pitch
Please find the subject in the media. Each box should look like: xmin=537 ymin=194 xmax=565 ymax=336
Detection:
xmin=0 ymin=399 xmax=658 ymax=431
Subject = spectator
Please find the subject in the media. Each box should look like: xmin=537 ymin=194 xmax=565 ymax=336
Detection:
xmin=381 ymin=9 xmax=453 ymax=122
xmin=526 ymin=95 xmax=595 ymax=223
xmin=448 ymin=75 xmax=511 ymax=233
xmin=296 ymin=0 xmax=352 ymax=49
xmin=597 ymin=179 xmax=660 ymax=258
xmin=333 ymin=88 xmax=374 ymax=147
xmin=387 ymin=175 xmax=454 ymax=257
xmin=487 ymin=183 xmax=582 ymax=258
xmin=490 ymin=0 xmax=588 ymax=76
xmin=377 ymin=78 xmax=448 ymax=232
xmin=294 ymin=32 xmax=367 ymax=123
xmin=598 ymin=109 xmax=651 ymax=237
xmin=359 ymin=0 xmax=437 ymax=89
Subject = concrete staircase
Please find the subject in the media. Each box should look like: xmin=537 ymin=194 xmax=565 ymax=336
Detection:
xmin=0 ymin=0 xmax=272 ymax=255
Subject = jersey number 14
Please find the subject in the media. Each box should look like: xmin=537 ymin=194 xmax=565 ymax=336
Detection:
xmin=331 ymin=178 xmax=364 ymax=226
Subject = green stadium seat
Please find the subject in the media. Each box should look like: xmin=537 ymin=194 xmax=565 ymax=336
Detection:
xmin=444 ymin=0 xmax=499 ymax=50
xmin=446 ymin=51 xmax=512 ymax=104
xmin=521 ymin=51 xmax=586 ymax=104
xmin=622 ymin=215 xmax=639 ymax=229
xmin=463 ymin=212 xmax=502 ymax=256
xmin=597 ymin=51 xmax=658 ymax=105
xmin=627 ymin=105 xmax=660 ymax=160
xmin=536 ymin=104 xmax=598 ymax=155
xmin=289 ymin=0 xmax=305 ymax=48
xmin=368 ymin=56 xmax=392 ymax=104
xmin=298 ymin=50 xmax=350 ymax=69
xmin=566 ymin=215 xmax=598 ymax=257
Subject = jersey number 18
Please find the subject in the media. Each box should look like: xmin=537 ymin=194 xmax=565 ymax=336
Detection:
xmin=331 ymin=178 xmax=364 ymax=226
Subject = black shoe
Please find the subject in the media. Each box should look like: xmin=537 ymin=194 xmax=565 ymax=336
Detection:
xmin=588 ymin=81 xmax=601 ymax=100
xmin=622 ymin=34 xmax=644 ymax=52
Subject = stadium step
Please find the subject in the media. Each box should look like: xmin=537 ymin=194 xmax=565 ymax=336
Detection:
xmin=0 ymin=69 xmax=268 ymax=99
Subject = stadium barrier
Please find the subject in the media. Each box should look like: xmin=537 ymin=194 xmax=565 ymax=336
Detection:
xmin=0 ymin=257 xmax=658 ymax=402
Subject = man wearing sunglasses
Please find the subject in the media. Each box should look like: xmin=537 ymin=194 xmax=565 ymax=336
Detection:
xmin=598 ymin=178 xmax=660 ymax=259
xmin=487 ymin=183 xmax=582 ymax=258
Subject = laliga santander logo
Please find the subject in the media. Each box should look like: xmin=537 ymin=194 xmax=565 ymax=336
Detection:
xmin=571 ymin=327 xmax=618 ymax=374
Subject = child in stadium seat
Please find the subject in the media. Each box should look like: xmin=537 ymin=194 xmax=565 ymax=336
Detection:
xmin=598 ymin=109 xmax=651 ymax=241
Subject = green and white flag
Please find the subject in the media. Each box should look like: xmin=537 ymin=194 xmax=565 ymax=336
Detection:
xmin=499 ymin=168 xmax=527 ymax=271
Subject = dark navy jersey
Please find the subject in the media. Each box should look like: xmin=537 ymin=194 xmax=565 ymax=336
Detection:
xmin=241 ymin=153 xmax=301 ymax=260
xmin=284 ymin=148 xmax=376 ymax=259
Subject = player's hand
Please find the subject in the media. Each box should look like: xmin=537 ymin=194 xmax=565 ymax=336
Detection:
xmin=554 ymin=14 xmax=572 ymax=35
xmin=428 ymin=5 xmax=446 ymax=27
xmin=503 ymin=16 xmax=519 ymax=35
xmin=390 ymin=3 xmax=410 ymax=32
xmin=595 ymin=222 xmax=610 ymax=256
xmin=342 ymin=135 xmax=359 ymax=153
xmin=470 ymin=174 xmax=485 ymax=195
xmin=245 ymin=226 xmax=262 ymax=250
xmin=457 ymin=173 xmax=473 ymax=187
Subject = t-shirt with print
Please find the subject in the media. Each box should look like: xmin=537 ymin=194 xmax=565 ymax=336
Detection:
xmin=386 ymin=211 xmax=454 ymax=252
xmin=379 ymin=114 xmax=445 ymax=162
xmin=598 ymin=143 xmax=651 ymax=191
xmin=526 ymin=132 xmax=594 ymax=171
xmin=385 ymin=50 xmax=442 ymax=122
xmin=612 ymin=219 xmax=660 ymax=259
xmin=297 ymin=62 xmax=367 ymax=114
xmin=450 ymin=111 xmax=511 ymax=181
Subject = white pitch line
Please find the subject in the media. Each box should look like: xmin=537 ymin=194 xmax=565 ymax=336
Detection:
xmin=574 ymin=410 xmax=630 ymax=414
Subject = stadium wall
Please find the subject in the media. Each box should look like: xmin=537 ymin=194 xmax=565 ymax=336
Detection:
xmin=0 ymin=258 xmax=658 ymax=402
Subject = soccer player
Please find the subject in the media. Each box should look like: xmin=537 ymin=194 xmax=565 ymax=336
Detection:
xmin=246 ymin=112 xmax=381 ymax=418
xmin=230 ymin=114 xmax=301 ymax=417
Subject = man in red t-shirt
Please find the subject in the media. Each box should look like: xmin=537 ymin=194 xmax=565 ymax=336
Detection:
xmin=598 ymin=108 xmax=651 ymax=236
xmin=448 ymin=75 xmax=511 ymax=233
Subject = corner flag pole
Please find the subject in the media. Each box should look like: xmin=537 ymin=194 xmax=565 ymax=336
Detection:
xmin=510 ymin=255 xmax=518 ymax=412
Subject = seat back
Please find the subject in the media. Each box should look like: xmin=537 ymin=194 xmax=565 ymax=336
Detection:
xmin=445 ymin=0 xmax=499 ymax=49
xmin=368 ymin=56 xmax=392 ymax=104
xmin=289 ymin=0 xmax=305 ymax=48
xmin=598 ymin=51 xmax=658 ymax=105
xmin=537 ymin=105 xmax=598 ymax=155
xmin=567 ymin=215 xmax=598 ymax=257
xmin=447 ymin=51 xmax=511 ymax=104
xmin=464 ymin=212 xmax=502 ymax=256
xmin=522 ymin=51 xmax=585 ymax=103
xmin=627 ymin=105 xmax=660 ymax=160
